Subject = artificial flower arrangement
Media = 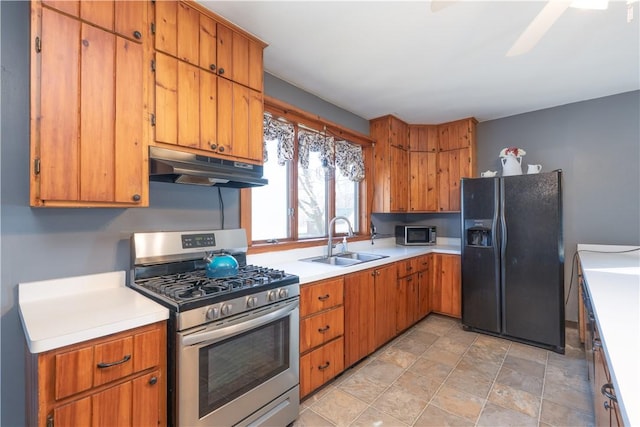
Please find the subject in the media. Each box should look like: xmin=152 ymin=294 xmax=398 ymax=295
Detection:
xmin=499 ymin=147 xmax=526 ymax=157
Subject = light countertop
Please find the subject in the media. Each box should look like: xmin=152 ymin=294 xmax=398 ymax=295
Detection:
xmin=577 ymin=244 xmax=640 ymax=427
xmin=19 ymin=271 xmax=170 ymax=354
xmin=248 ymin=237 xmax=460 ymax=284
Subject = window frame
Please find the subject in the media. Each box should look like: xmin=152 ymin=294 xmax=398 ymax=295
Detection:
xmin=240 ymin=96 xmax=374 ymax=253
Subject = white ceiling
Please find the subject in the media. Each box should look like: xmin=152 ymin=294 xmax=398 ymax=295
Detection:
xmin=200 ymin=1 xmax=640 ymax=124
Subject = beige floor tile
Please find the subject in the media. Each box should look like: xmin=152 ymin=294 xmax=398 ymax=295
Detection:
xmin=432 ymin=335 xmax=473 ymax=356
xmin=444 ymin=364 xmax=495 ymax=398
xmin=420 ymin=345 xmax=463 ymax=367
xmin=302 ymin=384 xmax=338 ymax=409
xmin=355 ymin=359 xmax=405 ymax=388
xmin=377 ymin=346 xmax=418 ymax=369
xmin=414 ymin=315 xmax=457 ymax=336
xmin=495 ymin=365 xmax=544 ymax=396
xmin=372 ymin=384 xmax=430 ymax=425
xmin=431 ymin=384 xmax=486 ymax=421
xmin=465 ymin=341 xmax=508 ymax=365
xmin=311 ymin=388 xmax=368 ymax=427
xmin=507 ymin=342 xmax=549 ymax=364
xmin=539 ymin=399 xmax=595 ymax=427
xmin=542 ymin=379 xmax=593 ymax=414
xmin=394 ymin=371 xmax=442 ymax=401
xmin=446 ymin=327 xmax=480 ymax=346
xmin=474 ymin=334 xmax=511 ymax=353
xmin=544 ymin=363 xmax=591 ymax=394
xmin=337 ymin=371 xmax=388 ymax=404
xmin=413 ymin=404 xmax=475 ymax=427
xmin=409 ymin=357 xmax=454 ymax=383
xmin=457 ymin=354 xmax=502 ymax=378
xmin=392 ymin=330 xmax=438 ymax=356
xmin=294 ymin=408 xmax=336 ymax=427
xmin=502 ymin=355 xmax=546 ymax=379
xmin=488 ymin=382 xmax=541 ymax=418
xmin=349 ymin=406 xmax=409 ymax=427
xmin=476 ymin=402 xmax=538 ymax=427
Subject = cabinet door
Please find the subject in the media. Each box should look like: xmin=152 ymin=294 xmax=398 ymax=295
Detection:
xmin=232 ymin=31 xmax=250 ymax=87
xmin=54 ymin=347 xmax=94 ymax=400
xmin=432 ymin=254 xmax=461 ymax=318
xmin=154 ymin=0 xmax=177 ymax=56
xmin=417 ymin=269 xmax=431 ymax=320
xmin=34 ymin=9 xmax=145 ymax=206
xmin=389 ymin=116 xmax=408 ymax=149
xmin=200 ymin=70 xmax=218 ymax=151
xmin=344 ymin=270 xmax=376 ymax=367
xmin=92 ymin=381 xmax=132 ymax=426
xmin=409 ymin=151 xmax=437 ymax=212
xmin=53 ymin=396 xmax=91 ymax=427
xmin=114 ymin=1 xmax=146 ymax=42
xmin=177 ymin=1 xmax=199 ymax=64
xmin=408 ymin=125 xmax=438 ymax=152
xmin=374 ymin=264 xmax=398 ymax=347
xmin=396 ymin=275 xmax=411 ymax=333
xmin=216 ymin=23 xmax=233 ymax=78
xmin=389 ymin=145 xmax=408 ymax=212
xmin=132 ymin=370 xmax=162 ymax=427
xmin=300 ymin=337 xmax=344 ymax=398
xmin=177 ymin=60 xmax=201 ymax=148
xmin=248 ymin=40 xmax=264 ymax=91
xmin=199 ymin=14 xmax=218 ymax=71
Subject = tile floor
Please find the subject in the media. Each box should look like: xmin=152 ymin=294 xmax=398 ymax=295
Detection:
xmin=295 ymin=314 xmax=594 ymax=427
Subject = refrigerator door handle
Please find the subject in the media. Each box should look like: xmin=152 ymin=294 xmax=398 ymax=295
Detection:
xmin=499 ymin=178 xmax=507 ymax=332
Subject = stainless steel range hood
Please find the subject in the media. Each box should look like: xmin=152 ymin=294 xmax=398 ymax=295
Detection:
xmin=149 ymin=146 xmax=268 ymax=188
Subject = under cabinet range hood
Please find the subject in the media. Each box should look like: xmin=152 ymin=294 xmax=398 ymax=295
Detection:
xmin=149 ymin=146 xmax=268 ymax=188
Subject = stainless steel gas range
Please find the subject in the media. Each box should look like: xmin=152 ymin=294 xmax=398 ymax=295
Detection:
xmin=129 ymin=229 xmax=300 ymax=427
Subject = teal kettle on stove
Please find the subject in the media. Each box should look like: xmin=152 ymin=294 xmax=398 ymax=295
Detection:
xmin=204 ymin=251 xmax=239 ymax=278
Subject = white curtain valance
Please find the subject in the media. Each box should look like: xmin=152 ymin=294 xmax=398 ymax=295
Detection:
xmin=263 ymin=115 xmax=294 ymax=166
xmin=298 ymin=129 xmax=334 ymax=170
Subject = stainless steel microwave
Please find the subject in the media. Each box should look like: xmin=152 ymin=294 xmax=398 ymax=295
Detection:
xmin=395 ymin=225 xmax=437 ymax=246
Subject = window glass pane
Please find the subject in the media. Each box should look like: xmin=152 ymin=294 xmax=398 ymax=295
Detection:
xmin=252 ymin=139 xmax=289 ymax=241
xmin=335 ymin=171 xmax=358 ymax=234
xmin=298 ymin=152 xmax=327 ymax=238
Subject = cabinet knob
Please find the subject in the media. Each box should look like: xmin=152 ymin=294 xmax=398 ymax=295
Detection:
xmin=132 ymin=194 xmax=141 ymax=202
xmin=218 ymin=146 xmax=225 ymax=153
xmin=149 ymin=376 xmax=158 ymax=385
xmin=133 ymin=30 xmax=142 ymax=40
xmin=210 ymin=143 xmax=218 ymax=150
xmin=218 ymin=67 xmax=225 ymax=75
xmin=210 ymin=64 xmax=216 ymax=72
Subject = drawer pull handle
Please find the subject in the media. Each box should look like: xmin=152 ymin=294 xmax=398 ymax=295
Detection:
xmin=318 ymin=325 xmax=330 ymax=333
xmin=601 ymin=383 xmax=617 ymax=402
xmin=97 ymin=354 xmax=131 ymax=369
xmin=318 ymin=362 xmax=330 ymax=371
xmin=318 ymin=294 xmax=330 ymax=301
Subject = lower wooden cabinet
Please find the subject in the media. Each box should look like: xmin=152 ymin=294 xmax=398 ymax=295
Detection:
xmin=299 ymin=277 xmax=345 ymax=398
xmin=26 ymin=322 xmax=166 ymax=427
xmin=592 ymin=323 xmax=624 ymax=426
xmin=344 ymin=268 xmax=376 ymax=368
xmin=430 ymin=253 xmax=461 ymax=318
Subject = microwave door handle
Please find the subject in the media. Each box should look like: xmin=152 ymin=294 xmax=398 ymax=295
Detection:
xmin=181 ymin=300 xmax=298 ymax=347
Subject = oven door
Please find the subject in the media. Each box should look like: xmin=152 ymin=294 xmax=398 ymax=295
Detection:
xmin=177 ymin=298 xmax=300 ymax=427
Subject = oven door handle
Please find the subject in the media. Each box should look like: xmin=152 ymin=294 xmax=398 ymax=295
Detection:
xmin=180 ymin=299 xmax=299 ymax=347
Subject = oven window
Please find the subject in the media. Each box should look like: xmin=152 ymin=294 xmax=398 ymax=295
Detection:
xmin=199 ymin=316 xmax=290 ymax=417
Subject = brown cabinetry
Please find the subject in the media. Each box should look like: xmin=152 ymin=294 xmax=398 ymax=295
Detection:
xmin=343 ymin=264 xmax=397 ymax=367
xmin=437 ymin=118 xmax=477 ymax=212
xmin=408 ymin=125 xmax=438 ymax=212
xmin=152 ymin=0 xmax=265 ymax=163
xmin=370 ymin=115 xmax=409 ymax=213
xmin=299 ymin=277 xmax=344 ymax=398
xmin=396 ymin=254 xmax=432 ymax=333
xmin=430 ymin=254 xmax=461 ymax=318
xmin=26 ymin=322 xmax=167 ymax=427
xmin=30 ymin=1 xmax=148 ymax=207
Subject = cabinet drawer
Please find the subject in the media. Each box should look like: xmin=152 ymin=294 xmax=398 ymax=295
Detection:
xmin=93 ymin=336 xmax=134 ymax=387
xmin=300 ymin=337 xmax=344 ymax=398
xmin=300 ymin=306 xmax=344 ymax=354
xmin=300 ymin=277 xmax=344 ymax=317
xmin=397 ymin=257 xmax=418 ymax=278
xmin=415 ymin=254 xmax=430 ymax=272
xmin=54 ymin=347 xmax=95 ymax=400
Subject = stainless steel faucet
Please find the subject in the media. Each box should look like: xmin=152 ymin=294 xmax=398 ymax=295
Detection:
xmin=327 ymin=216 xmax=354 ymax=257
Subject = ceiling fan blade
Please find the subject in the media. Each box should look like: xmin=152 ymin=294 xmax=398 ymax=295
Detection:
xmin=506 ymin=1 xmax=572 ymax=57
xmin=430 ymin=0 xmax=457 ymax=13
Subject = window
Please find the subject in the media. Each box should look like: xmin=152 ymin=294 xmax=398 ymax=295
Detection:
xmin=245 ymin=100 xmax=371 ymax=247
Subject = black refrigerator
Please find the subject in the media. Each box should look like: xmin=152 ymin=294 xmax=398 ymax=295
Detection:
xmin=460 ymin=170 xmax=564 ymax=353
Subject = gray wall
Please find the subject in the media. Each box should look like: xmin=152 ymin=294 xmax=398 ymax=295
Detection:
xmin=476 ymin=90 xmax=640 ymax=324
xmin=2 ymin=0 xmax=638 ymax=424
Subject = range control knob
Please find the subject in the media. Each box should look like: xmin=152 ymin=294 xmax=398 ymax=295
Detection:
xmin=220 ymin=304 xmax=232 ymax=316
xmin=205 ymin=307 xmax=219 ymax=321
xmin=246 ymin=296 xmax=258 ymax=308
xmin=267 ymin=290 xmax=277 ymax=301
xmin=278 ymin=288 xmax=289 ymax=299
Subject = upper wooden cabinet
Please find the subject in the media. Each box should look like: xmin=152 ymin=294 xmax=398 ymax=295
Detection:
xmin=371 ymin=116 xmax=477 ymax=213
xmin=151 ymin=1 xmax=266 ymax=164
xmin=370 ymin=115 xmax=409 ymax=213
xmin=154 ymin=0 xmax=264 ymax=91
xmin=42 ymin=0 xmax=147 ymax=42
xmin=30 ymin=2 xmax=148 ymax=207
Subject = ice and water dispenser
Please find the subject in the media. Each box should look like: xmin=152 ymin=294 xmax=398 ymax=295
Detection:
xmin=464 ymin=219 xmax=493 ymax=247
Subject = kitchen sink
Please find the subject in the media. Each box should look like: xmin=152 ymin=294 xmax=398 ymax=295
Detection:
xmin=301 ymin=252 xmax=389 ymax=267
